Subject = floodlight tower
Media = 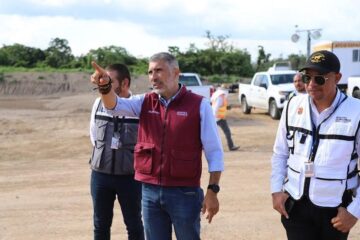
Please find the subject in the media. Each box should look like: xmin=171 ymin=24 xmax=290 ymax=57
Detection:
xmin=291 ymin=25 xmax=322 ymax=58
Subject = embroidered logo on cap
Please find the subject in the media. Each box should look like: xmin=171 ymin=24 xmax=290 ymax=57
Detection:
xmin=311 ymin=53 xmax=326 ymax=63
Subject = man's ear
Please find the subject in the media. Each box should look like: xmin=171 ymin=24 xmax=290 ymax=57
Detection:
xmin=335 ymin=73 xmax=342 ymax=84
xmin=122 ymin=78 xmax=129 ymax=88
xmin=173 ymin=67 xmax=180 ymax=78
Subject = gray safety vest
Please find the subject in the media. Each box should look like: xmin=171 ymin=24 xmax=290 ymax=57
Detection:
xmin=90 ymin=100 xmax=139 ymax=175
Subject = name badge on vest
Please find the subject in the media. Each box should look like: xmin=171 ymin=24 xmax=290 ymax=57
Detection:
xmin=111 ymin=132 xmax=121 ymax=149
xmin=304 ymin=162 xmax=314 ymax=177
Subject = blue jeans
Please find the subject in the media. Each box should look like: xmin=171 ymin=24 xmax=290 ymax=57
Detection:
xmin=91 ymin=170 xmax=144 ymax=240
xmin=142 ymin=183 xmax=204 ymax=240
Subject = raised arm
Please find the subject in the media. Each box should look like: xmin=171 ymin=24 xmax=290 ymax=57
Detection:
xmin=90 ymin=61 xmax=117 ymax=109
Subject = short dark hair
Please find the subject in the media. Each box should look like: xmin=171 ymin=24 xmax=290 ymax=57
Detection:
xmin=106 ymin=63 xmax=131 ymax=87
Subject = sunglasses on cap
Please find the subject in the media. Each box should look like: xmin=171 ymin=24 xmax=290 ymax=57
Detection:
xmin=301 ymin=74 xmax=329 ymax=86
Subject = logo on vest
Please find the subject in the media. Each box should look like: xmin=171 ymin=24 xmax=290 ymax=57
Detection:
xmin=176 ymin=111 xmax=188 ymax=117
xmin=335 ymin=116 xmax=351 ymax=123
xmin=297 ymin=107 xmax=303 ymax=115
xmin=148 ymin=110 xmax=160 ymax=114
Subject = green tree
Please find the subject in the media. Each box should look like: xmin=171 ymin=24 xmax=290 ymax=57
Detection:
xmin=44 ymin=38 xmax=74 ymax=68
xmin=288 ymin=53 xmax=307 ymax=70
xmin=0 ymin=44 xmax=45 ymax=67
xmin=256 ymin=45 xmax=271 ymax=71
xmin=168 ymin=46 xmax=180 ymax=56
xmin=87 ymin=45 xmax=137 ymax=68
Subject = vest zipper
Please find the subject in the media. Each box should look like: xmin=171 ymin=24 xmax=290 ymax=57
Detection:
xmin=159 ymin=108 xmax=169 ymax=185
xmin=315 ymin=177 xmax=345 ymax=183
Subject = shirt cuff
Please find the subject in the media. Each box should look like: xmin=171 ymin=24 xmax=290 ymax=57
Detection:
xmin=347 ymin=198 xmax=360 ymax=219
xmin=271 ymin=181 xmax=284 ymax=194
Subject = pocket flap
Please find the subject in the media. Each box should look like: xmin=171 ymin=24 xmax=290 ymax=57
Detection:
xmin=134 ymin=142 xmax=155 ymax=153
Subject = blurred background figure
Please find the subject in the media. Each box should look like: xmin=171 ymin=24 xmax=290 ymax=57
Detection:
xmin=288 ymin=72 xmax=306 ymax=99
xmin=211 ymin=84 xmax=239 ymax=151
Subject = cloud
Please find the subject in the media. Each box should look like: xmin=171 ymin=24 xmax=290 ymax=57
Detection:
xmin=1 ymin=0 xmax=360 ymax=61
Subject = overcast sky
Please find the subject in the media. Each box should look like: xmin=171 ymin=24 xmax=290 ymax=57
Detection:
xmin=1 ymin=0 xmax=359 ymax=62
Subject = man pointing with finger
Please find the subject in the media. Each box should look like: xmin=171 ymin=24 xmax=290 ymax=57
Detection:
xmin=91 ymin=52 xmax=224 ymax=240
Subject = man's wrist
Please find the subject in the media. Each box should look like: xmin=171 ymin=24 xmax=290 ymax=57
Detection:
xmin=98 ymin=77 xmax=112 ymax=94
xmin=207 ymin=184 xmax=220 ymax=194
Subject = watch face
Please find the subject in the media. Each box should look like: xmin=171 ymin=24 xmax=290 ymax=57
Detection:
xmin=208 ymin=184 xmax=220 ymax=193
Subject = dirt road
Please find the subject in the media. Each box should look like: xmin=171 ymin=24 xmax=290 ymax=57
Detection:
xmin=0 ymin=92 xmax=359 ymax=240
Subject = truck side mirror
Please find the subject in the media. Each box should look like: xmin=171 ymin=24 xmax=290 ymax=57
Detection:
xmin=260 ymin=83 xmax=268 ymax=89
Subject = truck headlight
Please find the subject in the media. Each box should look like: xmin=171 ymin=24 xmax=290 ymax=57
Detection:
xmin=278 ymin=91 xmax=288 ymax=96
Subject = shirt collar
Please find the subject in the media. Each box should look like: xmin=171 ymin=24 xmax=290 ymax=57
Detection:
xmin=309 ymin=88 xmax=341 ymax=114
xmin=158 ymin=83 xmax=183 ymax=107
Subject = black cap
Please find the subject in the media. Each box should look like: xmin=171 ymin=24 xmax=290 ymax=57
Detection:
xmin=299 ymin=50 xmax=340 ymax=74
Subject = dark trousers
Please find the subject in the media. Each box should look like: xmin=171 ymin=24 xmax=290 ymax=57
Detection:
xmin=91 ymin=170 xmax=144 ymax=240
xmin=217 ymin=119 xmax=235 ymax=150
xmin=281 ymin=197 xmax=349 ymax=240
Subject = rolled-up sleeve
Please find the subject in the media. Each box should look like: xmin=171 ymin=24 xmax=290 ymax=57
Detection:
xmin=200 ymin=98 xmax=224 ymax=172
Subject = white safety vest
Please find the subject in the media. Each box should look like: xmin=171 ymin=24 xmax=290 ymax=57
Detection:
xmin=284 ymin=94 xmax=360 ymax=207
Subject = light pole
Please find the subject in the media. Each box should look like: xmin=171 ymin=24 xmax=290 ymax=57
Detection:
xmin=291 ymin=26 xmax=322 ymax=58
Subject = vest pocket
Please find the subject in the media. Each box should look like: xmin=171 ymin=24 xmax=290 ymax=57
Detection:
xmin=170 ymin=149 xmax=200 ymax=179
xmin=284 ymin=166 xmax=302 ymax=199
xmin=120 ymin=124 xmax=138 ymax=147
xmin=91 ymin=141 xmax=105 ymax=169
xmin=134 ymin=142 xmax=154 ymax=174
xmin=310 ymin=177 xmax=346 ymax=206
xmin=116 ymin=150 xmax=135 ymax=174
xmin=95 ymin=122 xmax=107 ymax=141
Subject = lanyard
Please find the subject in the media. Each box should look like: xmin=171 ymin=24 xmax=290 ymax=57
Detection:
xmin=308 ymin=89 xmax=346 ymax=162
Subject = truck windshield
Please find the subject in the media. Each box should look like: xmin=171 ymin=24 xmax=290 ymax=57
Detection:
xmin=179 ymin=75 xmax=200 ymax=86
xmin=270 ymin=74 xmax=295 ymax=85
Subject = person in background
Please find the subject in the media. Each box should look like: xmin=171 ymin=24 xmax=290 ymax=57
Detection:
xmin=288 ymin=72 xmax=307 ymax=99
xmin=90 ymin=52 xmax=224 ymax=240
xmin=211 ymin=83 xmax=239 ymax=151
xmin=89 ymin=63 xmax=144 ymax=240
xmin=271 ymin=50 xmax=360 ymax=240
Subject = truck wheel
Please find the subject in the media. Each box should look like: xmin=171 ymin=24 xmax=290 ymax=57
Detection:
xmin=241 ymin=97 xmax=251 ymax=114
xmin=269 ymin=100 xmax=281 ymax=120
xmin=353 ymin=89 xmax=360 ymax=99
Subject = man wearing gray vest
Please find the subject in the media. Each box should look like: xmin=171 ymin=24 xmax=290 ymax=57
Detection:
xmin=89 ymin=64 xmax=144 ymax=240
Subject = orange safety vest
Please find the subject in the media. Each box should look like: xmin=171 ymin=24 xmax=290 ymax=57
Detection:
xmin=213 ymin=94 xmax=227 ymax=119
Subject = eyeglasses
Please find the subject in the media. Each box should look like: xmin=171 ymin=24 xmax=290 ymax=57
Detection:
xmin=301 ymin=74 xmax=329 ymax=86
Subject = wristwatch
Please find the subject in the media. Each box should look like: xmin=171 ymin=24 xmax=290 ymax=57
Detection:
xmin=207 ymin=184 xmax=220 ymax=193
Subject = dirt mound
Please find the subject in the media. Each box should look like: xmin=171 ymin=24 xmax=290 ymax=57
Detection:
xmin=0 ymin=72 xmax=151 ymax=96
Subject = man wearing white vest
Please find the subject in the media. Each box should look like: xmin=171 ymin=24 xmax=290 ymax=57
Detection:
xmin=271 ymin=50 xmax=360 ymax=240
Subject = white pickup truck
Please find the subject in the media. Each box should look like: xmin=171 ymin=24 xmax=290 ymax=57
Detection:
xmin=179 ymin=73 xmax=214 ymax=99
xmin=238 ymin=69 xmax=296 ymax=119
xmin=347 ymin=76 xmax=360 ymax=99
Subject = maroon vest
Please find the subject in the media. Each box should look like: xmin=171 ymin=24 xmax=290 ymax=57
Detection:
xmin=134 ymin=86 xmax=203 ymax=186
